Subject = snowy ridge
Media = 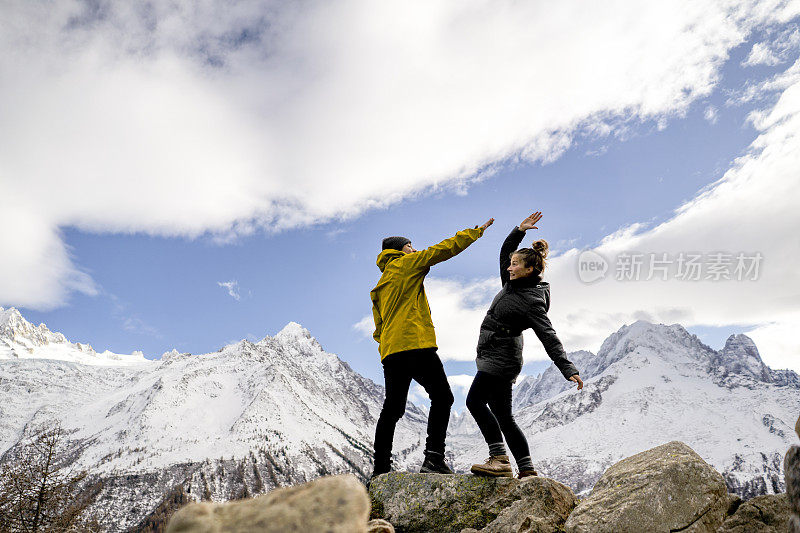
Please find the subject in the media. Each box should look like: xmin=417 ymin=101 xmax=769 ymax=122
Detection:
xmin=0 ymin=306 xmax=149 ymax=366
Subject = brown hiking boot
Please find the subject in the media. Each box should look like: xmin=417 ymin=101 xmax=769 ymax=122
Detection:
xmin=470 ymin=455 xmax=513 ymax=477
xmin=517 ymin=469 xmax=538 ymax=479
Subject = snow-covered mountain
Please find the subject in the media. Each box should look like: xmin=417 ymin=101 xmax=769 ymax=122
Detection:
xmin=449 ymin=321 xmax=800 ymax=498
xmin=0 ymin=307 xmax=148 ymax=366
xmin=2 ymin=307 xmax=798 ymax=530
xmin=0 ymin=307 xmax=427 ymax=531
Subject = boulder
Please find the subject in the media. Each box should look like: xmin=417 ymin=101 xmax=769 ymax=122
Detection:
xmin=564 ymin=441 xmax=729 ymax=533
xmin=368 ymin=472 xmax=576 ymax=533
xmin=165 ymin=474 xmax=369 ymax=533
xmin=716 ymin=493 xmax=791 ymax=532
xmin=786 ymin=444 xmax=800 ymax=533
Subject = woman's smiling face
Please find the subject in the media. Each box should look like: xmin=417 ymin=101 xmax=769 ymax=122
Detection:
xmin=507 ymin=253 xmax=535 ymax=280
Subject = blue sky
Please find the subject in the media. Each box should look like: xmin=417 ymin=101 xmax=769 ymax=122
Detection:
xmin=2 ymin=1 xmax=799 ymax=407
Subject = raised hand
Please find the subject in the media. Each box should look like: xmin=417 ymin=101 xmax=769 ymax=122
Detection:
xmin=479 ymin=218 xmax=495 ymax=231
xmin=519 ymin=212 xmax=542 ymax=231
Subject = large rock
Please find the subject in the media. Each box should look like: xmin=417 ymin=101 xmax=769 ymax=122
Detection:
xmin=787 ymin=444 xmax=800 ymax=533
xmin=716 ymin=493 xmax=791 ymax=532
xmin=565 ymin=441 xmax=729 ymax=533
xmin=369 ymin=472 xmax=576 ymax=533
xmin=165 ymin=474 xmax=369 ymax=533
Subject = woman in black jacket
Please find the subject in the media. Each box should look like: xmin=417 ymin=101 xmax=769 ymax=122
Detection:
xmin=467 ymin=211 xmax=583 ymax=479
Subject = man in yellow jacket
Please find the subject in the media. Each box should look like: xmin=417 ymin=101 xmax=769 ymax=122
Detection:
xmin=370 ymin=218 xmax=494 ymax=478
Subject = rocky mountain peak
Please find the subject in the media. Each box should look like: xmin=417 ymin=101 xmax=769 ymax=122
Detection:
xmin=722 ymin=334 xmax=761 ymax=360
xmin=275 ymin=321 xmax=313 ymax=340
xmin=0 ymin=306 xmax=68 ymax=346
xmin=1 ymin=306 xmax=30 ymax=334
xmin=261 ymin=321 xmax=325 ymax=356
xmin=710 ymin=332 xmax=773 ymax=385
xmin=513 ymin=321 xmax=702 ymax=410
xmin=593 ymin=320 xmax=713 ymax=373
xmin=0 ymin=306 xmax=22 ymax=325
xmin=0 ymin=308 xmax=149 ymax=365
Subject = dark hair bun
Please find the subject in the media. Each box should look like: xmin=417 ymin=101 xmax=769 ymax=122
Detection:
xmin=531 ymin=239 xmax=549 ymax=258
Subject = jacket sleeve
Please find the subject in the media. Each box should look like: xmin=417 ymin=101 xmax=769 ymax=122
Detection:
xmin=370 ymin=292 xmax=382 ymax=344
xmin=401 ymin=227 xmax=484 ymax=269
xmin=526 ymin=297 xmax=579 ymax=380
xmin=500 ymin=227 xmax=526 ymax=286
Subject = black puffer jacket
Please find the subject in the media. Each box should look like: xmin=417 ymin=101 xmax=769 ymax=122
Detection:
xmin=476 ymin=227 xmax=579 ymax=381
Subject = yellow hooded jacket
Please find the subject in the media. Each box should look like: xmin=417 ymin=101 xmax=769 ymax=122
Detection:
xmin=370 ymin=227 xmax=485 ymax=360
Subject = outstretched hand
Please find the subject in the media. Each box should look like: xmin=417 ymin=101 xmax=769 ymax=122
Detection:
xmin=519 ymin=212 xmax=542 ymax=231
xmin=479 ymin=218 xmax=495 ymax=231
xmin=569 ymin=374 xmax=584 ymax=390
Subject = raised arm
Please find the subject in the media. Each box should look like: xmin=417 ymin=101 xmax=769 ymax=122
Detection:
xmin=499 ymin=212 xmax=542 ymax=285
xmin=499 ymin=228 xmax=526 ymax=285
xmin=402 ymin=219 xmax=494 ymax=270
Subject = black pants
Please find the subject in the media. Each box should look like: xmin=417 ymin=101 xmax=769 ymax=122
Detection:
xmin=466 ymin=370 xmax=531 ymax=461
xmin=373 ymin=348 xmax=454 ymax=469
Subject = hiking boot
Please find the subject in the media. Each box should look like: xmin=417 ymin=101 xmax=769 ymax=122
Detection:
xmin=470 ymin=455 xmax=513 ymax=477
xmin=517 ymin=469 xmax=538 ymax=479
xmin=420 ymin=451 xmax=453 ymax=474
xmin=370 ymin=461 xmax=392 ymax=480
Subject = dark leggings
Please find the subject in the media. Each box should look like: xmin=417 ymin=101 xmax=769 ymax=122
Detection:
xmin=373 ymin=348 xmax=454 ymax=469
xmin=466 ymin=370 xmax=530 ymax=461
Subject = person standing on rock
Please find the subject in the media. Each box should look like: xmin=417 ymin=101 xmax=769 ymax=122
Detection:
xmin=468 ymin=211 xmax=583 ymax=479
xmin=370 ymin=218 xmax=495 ymax=479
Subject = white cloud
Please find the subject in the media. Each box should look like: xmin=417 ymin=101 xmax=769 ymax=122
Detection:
xmin=352 ymin=315 xmax=374 ymax=338
xmin=744 ymin=318 xmax=800 ymax=370
xmin=122 ymin=317 xmax=162 ymax=338
xmin=447 ymin=374 xmax=475 ymax=396
xmin=426 ymin=278 xmax=499 ymax=361
xmin=0 ymin=205 xmax=98 ymax=309
xmin=409 ymin=384 xmax=428 ymax=405
xmin=742 ymin=42 xmax=783 ymax=66
xmin=704 ymin=105 xmax=719 ymax=124
xmin=729 ymin=57 xmax=800 ymax=106
xmin=3 ymin=0 xmax=800 ymax=308
xmin=742 ymin=26 xmax=800 ymax=66
xmin=217 ymin=280 xmax=241 ymax=301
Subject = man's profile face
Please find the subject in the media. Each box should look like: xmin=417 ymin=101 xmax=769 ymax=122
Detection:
xmin=402 ymin=242 xmax=416 ymax=254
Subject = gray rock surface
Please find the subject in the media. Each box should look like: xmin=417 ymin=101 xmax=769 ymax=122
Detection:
xmin=786 ymin=442 xmax=800 ymax=533
xmin=725 ymin=493 xmax=743 ymax=516
xmin=564 ymin=441 xmax=729 ymax=533
xmin=165 ymin=474 xmax=369 ymax=533
xmin=716 ymin=493 xmax=791 ymax=532
xmin=368 ymin=472 xmax=576 ymax=533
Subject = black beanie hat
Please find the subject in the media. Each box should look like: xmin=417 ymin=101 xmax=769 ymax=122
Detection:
xmin=382 ymin=236 xmax=411 ymax=251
